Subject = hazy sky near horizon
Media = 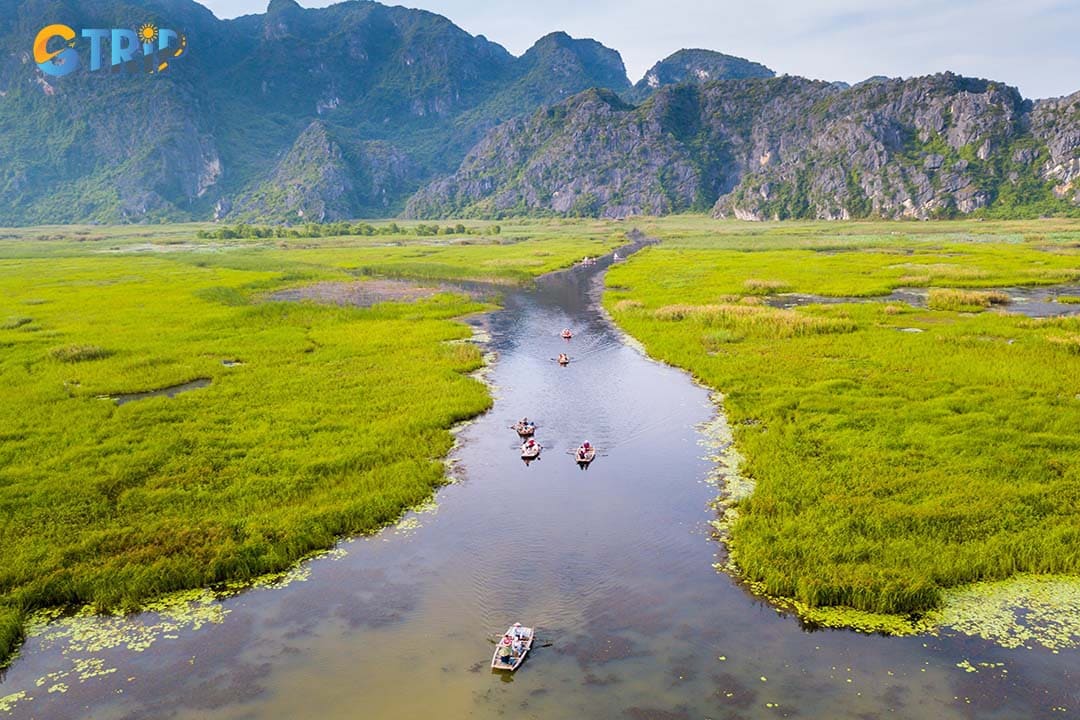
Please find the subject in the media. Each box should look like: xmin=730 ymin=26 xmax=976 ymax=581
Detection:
xmin=201 ymin=0 xmax=1079 ymax=99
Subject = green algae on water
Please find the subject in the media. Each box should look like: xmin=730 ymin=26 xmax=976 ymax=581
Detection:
xmin=935 ymin=575 xmax=1080 ymax=650
xmin=792 ymin=603 xmax=936 ymax=636
xmin=0 ymin=691 xmax=29 ymax=714
xmin=29 ymin=588 xmax=228 ymax=656
xmin=701 ymin=392 xmax=752 ymax=547
xmin=9 ymin=588 xmax=233 ymax=712
xmin=0 ymin=222 xmax=616 ymax=667
xmin=608 ymin=220 xmax=1080 ymax=628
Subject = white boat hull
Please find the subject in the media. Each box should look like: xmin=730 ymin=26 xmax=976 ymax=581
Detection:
xmin=492 ymin=626 xmax=534 ymax=671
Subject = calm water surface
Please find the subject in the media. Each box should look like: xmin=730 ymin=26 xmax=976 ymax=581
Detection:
xmin=2 ymin=251 xmax=1076 ymax=719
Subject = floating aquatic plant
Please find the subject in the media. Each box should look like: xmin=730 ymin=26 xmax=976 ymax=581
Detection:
xmin=608 ymin=221 xmax=1080 ymax=632
xmin=0 ymin=691 xmax=29 ymax=713
xmin=0 ymin=225 xmax=616 ymax=666
xmin=935 ymin=576 xmax=1080 ymax=650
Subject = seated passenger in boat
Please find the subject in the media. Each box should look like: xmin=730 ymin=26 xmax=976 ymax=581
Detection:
xmin=512 ymin=622 xmax=529 ymax=640
xmin=498 ymin=636 xmax=513 ymax=664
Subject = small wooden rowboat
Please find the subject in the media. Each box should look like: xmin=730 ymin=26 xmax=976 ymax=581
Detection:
xmin=561 ymin=330 xmax=573 ymax=339
xmin=492 ymin=625 xmax=534 ymax=671
xmin=576 ymin=448 xmax=596 ymax=465
xmin=521 ymin=442 xmax=541 ymax=460
xmin=514 ymin=423 xmax=536 ymax=438
xmin=558 ymin=356 xmax=570 ymax=366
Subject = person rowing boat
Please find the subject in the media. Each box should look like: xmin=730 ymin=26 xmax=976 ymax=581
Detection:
xmin=558 ymin=353 xmax=570 ymax=365
xmin=521 ymin=438 xmax=541 ymax=459
xmin=491 ymin=624 xmax=535 ymax=671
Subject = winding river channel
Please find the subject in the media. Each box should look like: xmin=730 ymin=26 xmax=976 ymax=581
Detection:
xmin=2 ymin=250 xmax=1077 ymax=719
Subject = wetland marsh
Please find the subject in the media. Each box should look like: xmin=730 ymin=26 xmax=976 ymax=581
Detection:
xmin=1 ymin=218 xmax=1079 ymax=718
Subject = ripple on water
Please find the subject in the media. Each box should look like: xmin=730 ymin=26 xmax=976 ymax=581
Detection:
xmin=5 ymin=235 xmax=1078 ymax=720
xmin=557 ymin=632 xmax=642 ymax=669
xmin=622 ymin=705 xmax=692 ymax=720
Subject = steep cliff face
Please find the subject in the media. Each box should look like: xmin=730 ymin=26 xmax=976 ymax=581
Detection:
xmin=3 ymin=0 xmax=1078 ymax=224
xmin=720 ymin=74 xmax=1037 ymax=220
xmin=408 ymin=74 xmax=1080 ymax=220
xmin=0 ymin=0 xmax=227 ymax=223
xmin=1031 ymin=91 xmax=1080 ymax=204
xmin=513 ymin=32 xmax=631 ymax=105
xmin=230 ymin=121 xmax=355 ymax=223
xmin=0 ymin=71 xmax=223 ymax=224
xmin=406 ymin=89 xmax=708 ymax=218
xmin=229 ymin=121 xmax=418 ymax=222
xmin=0 ymin=0 xmax=633 ymax=224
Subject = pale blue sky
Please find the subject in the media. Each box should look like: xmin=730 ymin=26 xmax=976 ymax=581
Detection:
xmin=201 ymin=0 xmax=1080 ymax=99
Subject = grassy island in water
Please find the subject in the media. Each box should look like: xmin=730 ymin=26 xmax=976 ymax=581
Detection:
xmin=606 ymin=217 xmax=1080 ymax=632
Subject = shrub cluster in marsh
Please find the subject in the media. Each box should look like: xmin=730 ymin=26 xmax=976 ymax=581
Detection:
xmin=743 ymin=278 xmax=791 ymax=295
xmin=1047 ymin=334 xmax=1080 ymax=354
xmin=196 ymin=220 xmax=501 ymax=240
xmin=607 ymin=218 xmax=1080 ymax=622
xmin=0 ymin=224 xmax=619 ymax=667
xmin=48 ymin=344 xmax=113 ymax=362
xmin=654 ymin=303 xmax=857 ymax=338
xmin=1 ymin=317 xmax=32 ymax=330
xmin=621 ymin=217 xmax=1080 ymax=299
xmin=927 ymin=288 xmax=1012 ymax=312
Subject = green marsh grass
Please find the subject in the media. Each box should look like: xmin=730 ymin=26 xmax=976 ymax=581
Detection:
xmin=607 ymin=218 xmax=1080 ymax=623
xmin=0 ymin=223 xmax=621 ymax=666
xmin=927 ymin=288 xmax=1011 ymax=312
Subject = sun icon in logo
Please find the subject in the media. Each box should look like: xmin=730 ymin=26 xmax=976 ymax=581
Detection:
xmin=137 ymin=23 xmax=159 ymax=45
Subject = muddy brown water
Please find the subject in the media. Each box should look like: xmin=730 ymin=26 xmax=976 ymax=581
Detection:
xmin=1 ymin=248 xmax=1077 ymax=719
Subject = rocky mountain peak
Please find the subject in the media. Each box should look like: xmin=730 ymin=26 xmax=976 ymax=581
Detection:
xmin=1 ymin=0 xmax=1077 ymax=225
xmin=520 ymin=31 xmax=630 ymax=92
xmin=630 ymin=49 xmax=775 ymax=101
xmin=266 ymin=0 xmax=302 ymax=14
xmin=407 ymin=72 xmax=1080 ymax=221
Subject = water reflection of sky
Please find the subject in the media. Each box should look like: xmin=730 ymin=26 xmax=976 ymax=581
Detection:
xmin=2 ymin=248 xmax=1077 ymax=720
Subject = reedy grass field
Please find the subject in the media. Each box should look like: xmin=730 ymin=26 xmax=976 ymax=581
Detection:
xmin=606 ymin=217 xmax=1080 ymax=624
xmin=5 ymin=215 xmax=1080 ymax=667
xmin=0 ymin=220 xmax=621 ymax=666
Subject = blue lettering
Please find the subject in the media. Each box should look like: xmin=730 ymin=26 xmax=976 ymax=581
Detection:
xmin=110 ymin=28 xmax=138 ymax=67
xmin=80 ymin=29 xmax=109 ymax=71
xmin=158 ymin=29 xmax=178 ymax=52
xmin=38 ymin=24 xmax=186 ymax=75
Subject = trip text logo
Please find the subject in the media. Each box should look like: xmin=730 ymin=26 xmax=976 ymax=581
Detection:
xmin=33 ymin=23 xmax=187 ymax=77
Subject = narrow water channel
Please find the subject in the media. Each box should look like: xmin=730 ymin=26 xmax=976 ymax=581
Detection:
xmin=2 ymin=251 xmax=1076 ymax=719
